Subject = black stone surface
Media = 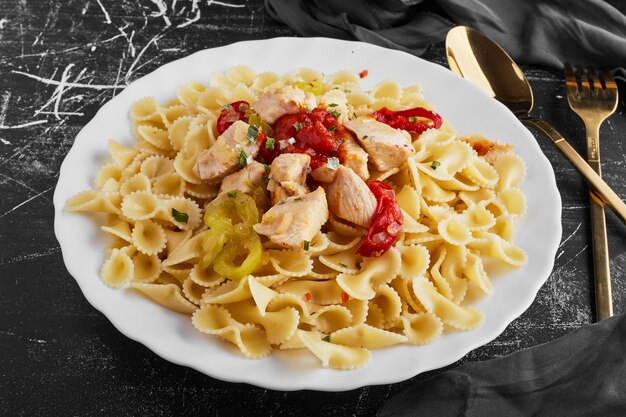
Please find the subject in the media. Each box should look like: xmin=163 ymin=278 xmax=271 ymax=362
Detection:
xmin=0 ymin=1 xmax=624 ymax=416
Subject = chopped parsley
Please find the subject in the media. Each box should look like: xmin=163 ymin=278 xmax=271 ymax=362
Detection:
xmin=328 ymin=103 xmax=338 ymax=107
xmin=264 ymin=164 xmax=271 ymax=174
xmin=171 ymin=208 xmax=189 ymax=223
xmin=338 ymin=263 xmax=347 ymax=268
xmin=220 ymin=104 xmax=230 ymax=111
xmin=279 ymin=140 xmax=289 ymax=150
xmin=326 ymin=157 xmax=340 ymax=170
xmin=277 ymin=199 xmax=286 ymax=205
xmin=227 ymin=191 xmax=237 ymax=198
xmin=294 ymin=197 xmax=302 ymax=201
xmin=265 ymin=137 xmax=275 ymax=150
xmin=246 ymin=124 xmax=260 ymax=143
xmin=239 ymin=149 xmax=249 ymax=167
xmin=293 ymin=122 xmax=305 ymax=131
xmin=408 ymin=116 xmax=419 ymax=123
xmin=322 ymin=335 xmax=331 ymax=343
xmin=431 ymin=160 xmax=441 ymax=170
xmin=262 ymin=176 xmax=270 ymax=185
xmin=303 ymin=240 xmax=310 ymax=251
xmin=337 ymin=138 xmax=345 ymax=144
xmin=328 ymin=125 xmax=337 ymax=132
xmin=362 ymin=135 xmax=368 ymax=140
xmin=328 ymin=110 xmax=341 ymax=118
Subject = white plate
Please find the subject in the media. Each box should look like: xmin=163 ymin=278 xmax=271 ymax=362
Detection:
xmin=53 ymin=37 xmax=562 ymax=391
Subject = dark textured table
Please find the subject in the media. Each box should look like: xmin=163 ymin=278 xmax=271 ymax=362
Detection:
xmin=1 ymin=1 xmax=625 ymax=416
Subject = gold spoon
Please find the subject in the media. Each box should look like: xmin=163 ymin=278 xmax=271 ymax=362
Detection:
xmin=445 ymin=26 xmax=626 ymax=225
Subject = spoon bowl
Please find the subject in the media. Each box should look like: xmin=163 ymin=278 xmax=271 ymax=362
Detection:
xmin=445 ymin=26 xmax=626 ymax=225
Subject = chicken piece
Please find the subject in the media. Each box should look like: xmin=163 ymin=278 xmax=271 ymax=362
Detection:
xmin=344 ymin=117 xmax=414 ymax=171
xmin=193 ymin=120 xmax=259 ymax=183
xmin=267 ymin=153 xmax=310 ymax=205
xmin=310 ymin=165 xmax=337 ymax=183
xmin=338 ymin=133 xmax=369 ymax=180
xmin=325 ymin=165 xmax=376 ymax=228
xmin=253 ymin=187 xmax=329 ymax=249
xmin=461 ymin=134 xmax=513 ymax=165
xmin=252 ymin=86 xmax=315 ymax=125
xmin=218 ymin=161 xmax=266 ymax=196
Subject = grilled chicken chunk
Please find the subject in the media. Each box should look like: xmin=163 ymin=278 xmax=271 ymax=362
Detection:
xmin=218 ymin=161 xmax=266 ymax=196
xmin=325 ymin=165 xmax=376 ymax=228
xmin=344 ymin=117 xmax=413 ymax=171
xmin=253 ymin=187 xmax=329 ymax=249
xmin=252 ymin=86 xmax=316 ymax=125
xmin=338 ymin=134 xmax=369 ymax=180
xmin=267 ymin=153 xmax=310 ymax=205
xmin=194 ymin=120 xmax=259 ymax=183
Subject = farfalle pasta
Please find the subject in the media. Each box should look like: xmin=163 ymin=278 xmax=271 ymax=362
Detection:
xmin=66 ymin=66 xmax=527 ymax=370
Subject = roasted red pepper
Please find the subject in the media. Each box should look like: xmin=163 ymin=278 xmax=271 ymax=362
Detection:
xmin=216 ymin=100 xmax=250 ymax=134
xmin=372 ymin=106 xmax=442 ymax=135
xmin=357 ymin=181 xmax=403 ymax=257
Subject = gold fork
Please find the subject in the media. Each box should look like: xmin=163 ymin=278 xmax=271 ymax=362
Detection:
xmin=564 ymin=64 xmax=619 ymax=321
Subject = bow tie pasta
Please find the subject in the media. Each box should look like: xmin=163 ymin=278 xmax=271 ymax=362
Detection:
xmin=66 ymin=66 xmax=527 ymax=370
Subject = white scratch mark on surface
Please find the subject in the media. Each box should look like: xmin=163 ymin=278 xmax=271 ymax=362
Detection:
xmin=0 ymin=18 xmax=8 ymax=29
xmin=0 ymin=138 xmax=11 ymax=145
xmin=95 ymin=0 xmax=112 ymax=24
xmin=0 ymin=331 xmax=48 ymax=344
xmin=177 ymin=8 xmax=200 ymax=28
xmin=559 ymin=222 xmax=582 ymax=248
xmin=150 ymin=0 xmax=172 ymax=26
xmin=7 ymin=33 xmax=125 ymax=60
xmin=116 ymin=25 xmax=136 ymax=57
xmin=206 ymin=0 xmax=246 ymax=7
xmin=37 ymin=111 xmax=84 ymax=116
xmin=81 ymin=1 xmax=90 ymax=15
xmin=0 ymin=119 xmax=47 ymax=129
xmin=124 ymin=31 xmax=166 ymax=82
xmin=12 ymin=69 xmax=123 ymax=90
xmin=0 ymin=91 xmax=10 ymax=125
xmin=0 ymin=185 xmax=55 ymax=219
xmin=0 ymin=246 xmax=61 ymax=266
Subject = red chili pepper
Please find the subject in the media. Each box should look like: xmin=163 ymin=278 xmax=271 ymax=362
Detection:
xmin=359 ymin=69 xmax=369 ymax=79
xmin=303 ymin=292 xmax=312 ymax=302
xmin=341 ymin=291 xmax=349 ymax=303
xmin=371 ymin=106 xmax=442 ymax=135
xmin=216 ymin=101 xmax=250 ymax=134
xmin=357 ymin=181 xmax=403 ymax=257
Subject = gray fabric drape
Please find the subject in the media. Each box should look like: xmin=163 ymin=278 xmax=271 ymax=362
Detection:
xmin=265 ymin=0 xmax=626 ymax=103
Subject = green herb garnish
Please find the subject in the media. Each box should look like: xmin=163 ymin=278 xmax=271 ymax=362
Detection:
xmin=239 ymin=149 xmax=249 ymax=167
xmin=329 ymin=110 xmax=341 ymax=118
xmin=247 ymin=124 xmax=260 ymax=143
xmin=171 ymin=208 xmax=189 ymax=223
xmin=322 ymin=335 xmax=331 ymax=343
xmin=326 ymin=157 xmax=340 ymax=170
xmin=264 ymin=164 xmax=271 ymax=174
xmin=294 ymin=197 xmax=302 ymax=201
xmin=328 ymin=126 xmax=337 ymax=132
xmin=303 ymin=240 xmax=310 ymax=251
xmin=265 ymin=138 xmax=275 ymax=150
xmin=328 ymin=103 xmax=338 ymax=107
xmin=408 ymin=116 xmax=418 ymax=123
xmin=293 ymin=122 xmax=305 ymax=131
xmin=338 ymin=263 xmax=347 ymax=268
xmin=431 ymin=160 xmax=441 ymax=170
xmin=227 ymin=191 xmax=236 ymax=198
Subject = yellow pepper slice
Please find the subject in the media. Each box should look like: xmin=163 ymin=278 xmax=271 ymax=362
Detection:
xmin=213 ymin=225 xmax=263 ymax=280
xmin=204 ymin=192 xmax=259 ymax=231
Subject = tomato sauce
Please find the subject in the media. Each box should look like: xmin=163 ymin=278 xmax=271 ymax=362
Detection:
xmin=357 ymin=181 xmax=403 ymax=257
xmin=216 ymin=100 xmax=250 ymax=134
xmin=261 ymin=108 xmax=346 ymax=169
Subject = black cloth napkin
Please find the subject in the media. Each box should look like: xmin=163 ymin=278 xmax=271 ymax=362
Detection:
xmin=264 ymin=0 xmax=626 ymax=104
xmin=377 ymin=313 xmax=626 ymax=416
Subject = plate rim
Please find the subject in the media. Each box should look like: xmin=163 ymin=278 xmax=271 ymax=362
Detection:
xmin=53 ymin=36 xmax=562 ymax=391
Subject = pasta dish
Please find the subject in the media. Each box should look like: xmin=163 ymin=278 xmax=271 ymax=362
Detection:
xmin=66 ymin=66 xmax=527 ymax=370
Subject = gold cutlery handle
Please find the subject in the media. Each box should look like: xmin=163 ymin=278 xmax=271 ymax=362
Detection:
xmin=585 ymin=125 xmax=613 ymax=320
xmin=520 ymin=117 xmax=626 ymax=226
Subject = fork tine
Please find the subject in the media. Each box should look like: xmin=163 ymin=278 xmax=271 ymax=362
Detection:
xmin=576 ymin=65 xmax=591 ymax=94
xmin=601 ymin=70 xmax=618 ymax=90
xmin=564 ymin=63 xmax=578 ymax=95
xmin=587 ymin=67 xmax=601 ymax=91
